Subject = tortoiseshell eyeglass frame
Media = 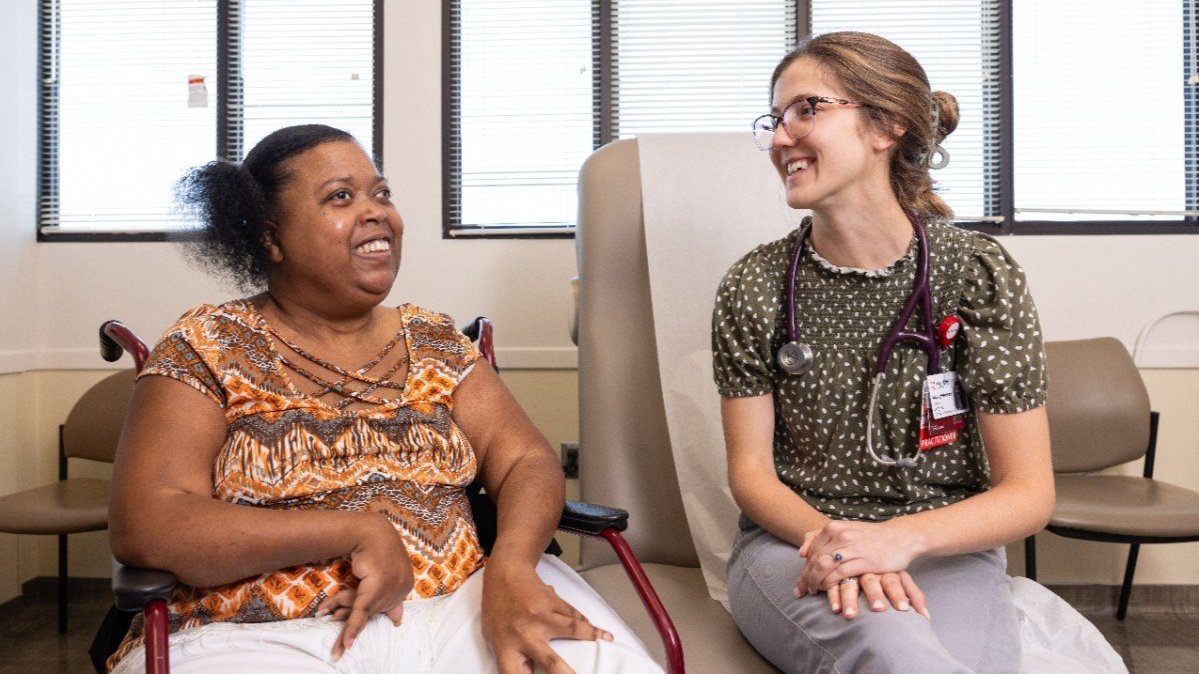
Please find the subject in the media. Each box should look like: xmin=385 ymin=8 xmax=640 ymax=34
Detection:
xmin=752 ymin=95 xmax=865 ymax=151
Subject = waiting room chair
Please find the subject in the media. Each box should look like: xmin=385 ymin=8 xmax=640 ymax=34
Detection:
xmin=573 ymin=138 xmax=777 ymax=673
xmin=0 ymin=365 xmax=136 ymax=635
xmin=1024 ymin=337 xmax=1199 ymax=620
xmin=98 ymin=318 xmax=682 ymax=674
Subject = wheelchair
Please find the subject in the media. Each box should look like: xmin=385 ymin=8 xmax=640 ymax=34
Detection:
xmin=96 ymin=318 xmax=683 ymax=674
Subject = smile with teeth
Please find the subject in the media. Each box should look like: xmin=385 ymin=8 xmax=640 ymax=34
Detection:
xmin=786 ymin=159 xmax=811 ymax=175
xmin=355 ymin=239 xmax=391 ymax=254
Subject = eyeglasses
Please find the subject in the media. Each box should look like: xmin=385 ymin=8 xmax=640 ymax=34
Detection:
xmin=752 ymin=96 xmax=865 ymax=151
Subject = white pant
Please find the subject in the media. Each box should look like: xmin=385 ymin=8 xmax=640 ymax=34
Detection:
xmin=112 ymin=556 xmax=663 ymax=674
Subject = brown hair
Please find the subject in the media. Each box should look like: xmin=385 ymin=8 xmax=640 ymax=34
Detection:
xmin=770 ymin=31 xmax=959 ymax=222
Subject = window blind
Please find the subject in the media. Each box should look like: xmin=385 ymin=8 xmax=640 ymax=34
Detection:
xmin=227 ymin=0 xmax=377 ymax=161
xmin=1013 ymin=0 xmax=1193 ymax=224
xmin=447 ymin=0 xmax=596 ymax=235
xmin=40 ymin=0 xmax=217 ymax=234
xmin=811 ymin=0 xmax=1002 ymax=223
xmin=445 ymin=0 xmax=798 ymax=236
xmin=606 ymin=0 xmax=798 ymax=138
xmin=38 ymin=0 xmax=379 ymax=237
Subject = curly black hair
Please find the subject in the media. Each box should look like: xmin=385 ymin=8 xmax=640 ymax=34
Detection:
xmin=175 ymin=124 xmax=357 ymax=289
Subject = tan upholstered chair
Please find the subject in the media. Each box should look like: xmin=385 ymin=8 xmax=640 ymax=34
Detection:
xmin=1024 ymin=338 xmax=1199 ymax=620
xmin=574 ymin=138 xmax=777 ymax=673
xmin=0 ymin=369 xmax=135 ymax=633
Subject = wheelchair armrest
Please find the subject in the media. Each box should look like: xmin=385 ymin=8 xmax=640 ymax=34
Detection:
xmin=558 ymin=501 xmax=683 ymax=674
xmin=112 ymin=560 xmax=178 ymax=612
xmin=558 ymin=500 xmax=629 ymax=535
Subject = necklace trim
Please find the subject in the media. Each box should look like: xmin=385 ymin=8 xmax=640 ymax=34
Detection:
xmin=264 ymin=323 xmax=408 ymax=410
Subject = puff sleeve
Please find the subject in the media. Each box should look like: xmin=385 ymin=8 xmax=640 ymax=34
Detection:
xmin=956 ymin=235 xmax=1048 ymax=413
xmin=712 ymin=252 xmax=779 ymax=398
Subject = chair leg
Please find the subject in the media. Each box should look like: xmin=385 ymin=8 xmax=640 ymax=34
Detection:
xmin=57 ymin=533 xmax=67 ymax=634
xmin=1117 ymin=543 xmax=1140 ymax=621
xmin=1023 ymin=535 xmax=1037 ymax=581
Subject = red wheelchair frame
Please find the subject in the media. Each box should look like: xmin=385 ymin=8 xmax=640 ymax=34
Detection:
xmin=100 ymin=319 xmax=683 ymax=674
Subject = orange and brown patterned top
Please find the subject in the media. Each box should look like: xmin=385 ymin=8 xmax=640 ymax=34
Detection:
xmin=108 ymin=300 xmax=485 ymax=670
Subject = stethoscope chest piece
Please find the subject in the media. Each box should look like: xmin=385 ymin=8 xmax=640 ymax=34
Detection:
xmin=776 ymin=341 xmax=815 ymax=376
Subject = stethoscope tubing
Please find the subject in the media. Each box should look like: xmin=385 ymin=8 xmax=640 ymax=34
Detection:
xmin=785 ymin=223 xmax=806 ymax=346
xmin=783 ymin=211 xmax=942 ymax=469
xmin=873 ymin=212 xmax=939 ymax=374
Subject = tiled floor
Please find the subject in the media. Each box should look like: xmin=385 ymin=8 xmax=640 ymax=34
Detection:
xmin=0 ymin=584 xmax=1195 ymax=673
xmin=1087 ymin=613 xmax=1199 ymax=674
xmin=0 ymin=587 xmax=111 ymax=674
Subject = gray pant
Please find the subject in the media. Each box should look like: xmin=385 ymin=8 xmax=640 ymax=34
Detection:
xmin=728 ymin=517 xmax=1021 ymax=674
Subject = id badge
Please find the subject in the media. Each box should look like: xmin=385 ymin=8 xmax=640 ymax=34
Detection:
xmin=919 ymin=374 xmax=966 ymax=451
xmin=927 ymin=372 xmax=968 ymax=419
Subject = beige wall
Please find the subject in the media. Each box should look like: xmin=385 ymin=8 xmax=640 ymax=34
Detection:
xmin=1 ymin=0 xmax=1198 ymax=607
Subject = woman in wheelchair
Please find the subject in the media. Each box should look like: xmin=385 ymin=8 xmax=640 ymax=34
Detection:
xmin=108 ymin=124 xmax=661 ymax=674
xmin=714 ymin=33 xmax=1053 ymax=673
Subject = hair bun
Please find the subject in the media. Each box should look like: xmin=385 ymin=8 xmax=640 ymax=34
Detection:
xmin=932 ymin=91 xmax=959 ymax=142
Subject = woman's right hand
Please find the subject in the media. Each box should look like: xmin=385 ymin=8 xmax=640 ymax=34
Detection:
xmin=316 ymin=512 xmax=414 ymax=660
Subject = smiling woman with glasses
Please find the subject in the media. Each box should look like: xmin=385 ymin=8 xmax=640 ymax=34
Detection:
xmin=713 ymin=31 xmax=1057 ymax=673
xmin=751 ymin=95 xmax=866 ymax=151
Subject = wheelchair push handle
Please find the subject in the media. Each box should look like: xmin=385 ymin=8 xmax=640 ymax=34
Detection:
xmin=100 ymin=320 xmax=151 ymax=372
xmin=461 ymin=316 xmax=497 ymax=370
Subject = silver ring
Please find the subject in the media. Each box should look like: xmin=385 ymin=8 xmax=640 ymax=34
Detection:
xmin=839 ymin=577 xmax=858 ymax=586
xmin=833 ymin=553 xmax=843 ymax=563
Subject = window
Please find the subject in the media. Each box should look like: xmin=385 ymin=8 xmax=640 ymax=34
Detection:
xmin=811 ymin=0 xmax=1001 ymax=225
xmin=1011 ymin=0 xmax=1193 ymax=229
xmin=38 ymin=0 xmax=381 ymax=240
xmin=444 ymin=0 xmax=798 ymax=237
xmin=446 ymin=1 xmax=595 ymax=236
xmin=448 ymin=0 xmax=1198 ymax=236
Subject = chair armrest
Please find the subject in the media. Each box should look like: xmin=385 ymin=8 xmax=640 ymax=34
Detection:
xmin=558 ymin=500 xmax=629 ymax=535
xmin=112 ymin=560 xmax=177 ymax=612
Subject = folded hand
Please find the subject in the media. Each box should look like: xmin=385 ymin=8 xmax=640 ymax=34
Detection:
xmin=818 ymin=572 xmax=931 ymax=621
xmin=795 ymin=519 xmax=919 ymax=597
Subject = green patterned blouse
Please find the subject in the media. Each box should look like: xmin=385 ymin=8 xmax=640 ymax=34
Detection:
xmin=712 ymin=219 xmax=1047 ymax=521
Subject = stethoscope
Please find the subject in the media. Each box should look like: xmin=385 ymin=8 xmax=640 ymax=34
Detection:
xmin=775 ymin=211 xmax=961 ymax=468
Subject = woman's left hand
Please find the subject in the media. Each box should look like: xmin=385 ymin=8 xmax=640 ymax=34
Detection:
xmin=822 ymin=571 xmax=930 ymax=620
xmin=482 ymin=560 xmax=614 ymax=674
xmin=795 ymin=519 xmax=921 ymax=597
